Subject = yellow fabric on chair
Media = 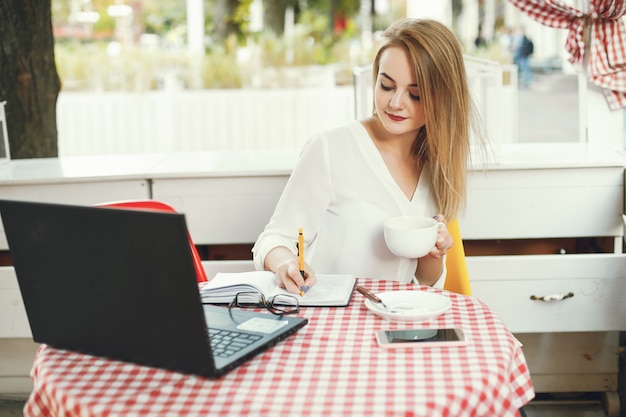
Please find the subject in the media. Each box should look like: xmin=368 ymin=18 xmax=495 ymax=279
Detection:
xmin=443 ymin=218 xmax=472 ymax=296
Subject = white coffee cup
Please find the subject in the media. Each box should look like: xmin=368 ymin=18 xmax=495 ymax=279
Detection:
xmin=384 ymin=216 xmax=442 ymax=259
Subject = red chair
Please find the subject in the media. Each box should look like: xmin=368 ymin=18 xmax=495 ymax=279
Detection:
xmin=95 ymin=200 xmax=208 ymax=283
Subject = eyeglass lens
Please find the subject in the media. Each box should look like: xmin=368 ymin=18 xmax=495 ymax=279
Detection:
xmin=230 ymin=292 xmax=299 ymax=315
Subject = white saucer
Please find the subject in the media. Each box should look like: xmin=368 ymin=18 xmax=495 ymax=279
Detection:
xmin=364 ymin=290 xmax=452 ymax=322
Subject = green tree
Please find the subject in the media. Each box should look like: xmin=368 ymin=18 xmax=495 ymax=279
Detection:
xmin=0 ymin=1 xmax=60 ymax=158
xmin=211 ymin=0 xmax=254 ymax=44
xmin=142 ymin=0 xmax=187 ymax=35
xmin=263 ymin=0 xmax=295 ymax=35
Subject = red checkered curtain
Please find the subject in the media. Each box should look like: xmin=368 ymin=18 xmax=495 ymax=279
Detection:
xmin=509 ymin=0 xmax=626 ymax=110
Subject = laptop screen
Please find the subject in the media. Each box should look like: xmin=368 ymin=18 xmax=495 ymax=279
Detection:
xmin=1 ymin=200 xmax=216 ymax=375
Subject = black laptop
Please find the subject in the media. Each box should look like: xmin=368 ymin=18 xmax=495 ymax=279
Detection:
xmin=0 ymin=199 xmax=307 ymax=378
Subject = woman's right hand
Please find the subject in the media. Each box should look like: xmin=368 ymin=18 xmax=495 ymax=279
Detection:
xmin=275 ymin=258 xmax=318 ymax=295
xmin=264 ymin=247 xmax=318 ymax=295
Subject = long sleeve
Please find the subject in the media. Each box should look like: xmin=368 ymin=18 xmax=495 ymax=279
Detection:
xmin=252 ymin=132 xmax=333 ymax=270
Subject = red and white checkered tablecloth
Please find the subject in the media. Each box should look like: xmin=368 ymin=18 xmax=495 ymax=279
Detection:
xmin=24 ymin=279 xmax=534 ymax=417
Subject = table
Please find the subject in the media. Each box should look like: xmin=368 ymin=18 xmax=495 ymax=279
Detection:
xmin=23 ymin=279 xmax=535 ymax=417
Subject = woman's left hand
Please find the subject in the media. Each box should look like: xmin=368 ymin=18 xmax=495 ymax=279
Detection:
xmin=430 ymin=214 xmax=453 ymax=258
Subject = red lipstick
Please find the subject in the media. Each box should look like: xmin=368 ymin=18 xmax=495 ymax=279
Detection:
xmin=387 ymin=112 xmax=406 ymax=122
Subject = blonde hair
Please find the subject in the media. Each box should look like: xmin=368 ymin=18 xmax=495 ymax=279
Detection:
xmin=372 ymin=18 xmax=483 ymax=221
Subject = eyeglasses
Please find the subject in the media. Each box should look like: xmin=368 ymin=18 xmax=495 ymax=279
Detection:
xmin=228 ymin=291 xmax=300 ymax=316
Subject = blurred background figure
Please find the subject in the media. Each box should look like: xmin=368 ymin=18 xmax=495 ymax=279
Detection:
xmin=474 ymin=24 xmax=487 ymax=50
xmin=512 ymin=26 xmax=534 ymax=89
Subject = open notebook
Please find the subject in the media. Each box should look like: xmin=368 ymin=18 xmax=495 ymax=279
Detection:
xmin=201 ymin=271 xmax=356 ymax=307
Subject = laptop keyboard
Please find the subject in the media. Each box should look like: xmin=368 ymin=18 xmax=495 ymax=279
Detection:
xmin=208 ymin=328 xmax=263 ymax=358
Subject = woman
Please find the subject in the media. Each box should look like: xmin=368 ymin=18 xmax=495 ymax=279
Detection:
xmin=252 ymin=18 xmax=483 ymax=294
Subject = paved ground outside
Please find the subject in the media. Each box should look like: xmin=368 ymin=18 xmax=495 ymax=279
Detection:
xmin=518 ymin=70 xmax=626 ymax=154
xmin=517 ymin=72 xmax=580 ymax=144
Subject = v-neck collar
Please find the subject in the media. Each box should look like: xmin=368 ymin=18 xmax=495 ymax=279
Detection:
xmin=352 ymin=121 xmax=428 ymax=207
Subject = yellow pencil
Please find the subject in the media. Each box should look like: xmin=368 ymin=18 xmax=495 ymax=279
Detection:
xmin=298 ymin=228 xmax=308 ymax=295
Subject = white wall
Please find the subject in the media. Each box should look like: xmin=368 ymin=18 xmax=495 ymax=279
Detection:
xmin=56 ymin=87 xmax=355 ymax=156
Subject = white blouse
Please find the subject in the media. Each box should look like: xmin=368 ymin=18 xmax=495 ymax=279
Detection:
xmin=252 ymin=121 xmax=445 ymax=287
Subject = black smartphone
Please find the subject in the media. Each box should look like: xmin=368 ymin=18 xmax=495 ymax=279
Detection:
xmin=375 ymin=328 xmax=466 ymax=348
